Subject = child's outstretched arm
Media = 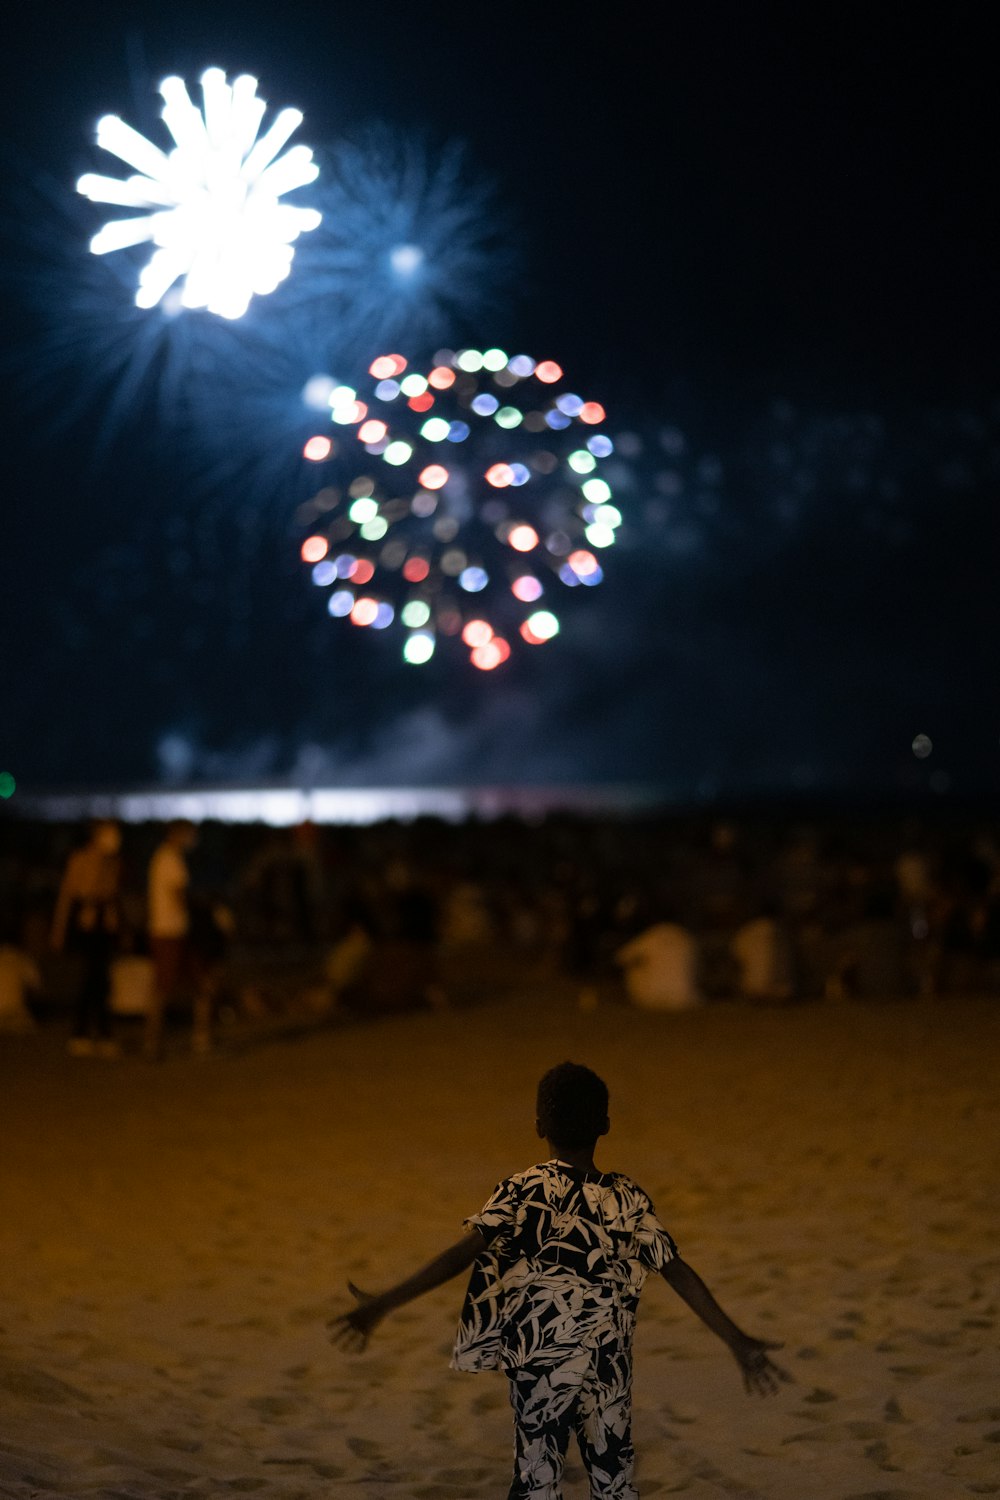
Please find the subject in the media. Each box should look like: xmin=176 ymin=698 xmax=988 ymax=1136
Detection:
xmin=661 ymin=1257 xmax=790 ymax=1396
xmin=329 ymin=1227 xmax=487 ymax=1352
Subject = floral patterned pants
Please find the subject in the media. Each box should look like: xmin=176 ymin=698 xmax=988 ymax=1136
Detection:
xmin=506 ymin=1343 xmax=637 ymax=1499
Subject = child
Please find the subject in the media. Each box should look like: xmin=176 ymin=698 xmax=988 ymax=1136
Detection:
xmin=331 ymin=1061 xmax=788 ymax=1499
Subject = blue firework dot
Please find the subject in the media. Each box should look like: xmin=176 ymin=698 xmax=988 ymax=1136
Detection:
xmin=296 ymin=348 xmax=619 ymax=669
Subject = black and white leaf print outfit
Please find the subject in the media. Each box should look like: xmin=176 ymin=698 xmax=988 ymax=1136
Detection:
xmin=452 ymin=1161 xmax=679 ymax=1500
xmin=452 ymin=1159 xmax=678 ymax=1374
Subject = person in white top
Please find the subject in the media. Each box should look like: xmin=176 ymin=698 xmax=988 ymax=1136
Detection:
xmin=146 ymin=820 xmax=200 ymax=1058
xmin=51 ymin=820 xmax=123 ymax=1057
xmin=731 ymin=912 xmax=795 ymax=1004
xmin=616 ymin=920 xmax=702 ymax=1010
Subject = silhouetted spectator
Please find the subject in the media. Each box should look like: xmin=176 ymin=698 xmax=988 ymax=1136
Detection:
xmin=51 ymin=821 xmax=123 ymax=1057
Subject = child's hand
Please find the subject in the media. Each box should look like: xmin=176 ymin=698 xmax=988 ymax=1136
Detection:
xmin=328 ymin=1282 xmax=386 ymax=1352
xmin=729 ymin=1335 xmax=790 ymax=1396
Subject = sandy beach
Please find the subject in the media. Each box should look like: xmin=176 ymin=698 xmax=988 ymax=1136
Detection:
xmin=1 ymin=987 xmax=998 ymax=1499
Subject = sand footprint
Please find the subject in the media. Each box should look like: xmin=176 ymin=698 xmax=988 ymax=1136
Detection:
xmin=346 ymin=1436 xmax=384 ymax=1460
xmin=247 ymin=1395 xmax=298 ymax=1419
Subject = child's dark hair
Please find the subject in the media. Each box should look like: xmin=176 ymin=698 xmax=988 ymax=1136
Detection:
xmin=536 ymin=1062 xmax=609 ymax=1149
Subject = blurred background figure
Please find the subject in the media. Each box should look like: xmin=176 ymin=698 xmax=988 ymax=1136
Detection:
xmin=616 ymin=916 xmax=701 ymax=1010
xmin=145 ymin=820 xmax=204 ymax=1058
xmin=367 ymin=859 xmax=446 ymax=1013
xmin=0 ymin=921 xmax=41 ymax=1033
xmin=840 ymin=887 xmax=907 ymax=999
xmin=50 ymin=820 xmax=123 ymax=1057
xmin=731 ymin=906 xmax=795 ymax=1004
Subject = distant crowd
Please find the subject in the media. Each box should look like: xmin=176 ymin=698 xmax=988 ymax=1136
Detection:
xmin=1 ymin=810 xmax=998 ymax=1053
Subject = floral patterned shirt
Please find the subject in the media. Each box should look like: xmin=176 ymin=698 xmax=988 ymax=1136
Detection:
xmin=451 ymin=1160 xmax=678 ymax=1373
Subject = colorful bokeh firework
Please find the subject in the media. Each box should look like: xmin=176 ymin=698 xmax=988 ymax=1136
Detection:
xmin=295 ymin=349 xmax=620 ymax=669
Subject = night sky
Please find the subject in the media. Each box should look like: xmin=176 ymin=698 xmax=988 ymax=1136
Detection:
xmin=1 ymin=3 xmax=996 ymax=798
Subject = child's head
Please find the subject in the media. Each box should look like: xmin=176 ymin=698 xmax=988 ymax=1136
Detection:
xmin=536 ymin=1062 xmax=609 ymax=1151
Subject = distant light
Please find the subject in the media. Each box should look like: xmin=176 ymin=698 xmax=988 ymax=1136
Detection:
xmin=462 ymin=619 xmax=494 ymax=648
xmin=556 ymin=393 xmax=584 ymax=416
xmin=428 ymin=365 xmax=456 ymax=390
xmin=348 ymin=497 xmax=378 ymax=523
xmin=440 ymin=548 xmax=467 ymax=576
xmin=411 ymin=492 xmax=438 ymax=517
xmin=358 ymin=419 xmax=387 ymax=444
xmin=401 ymin=600 xmax=431 ymax=628
xmin=912 ymin=733 xmax=933 ymax=759
xmin=328 ymin=589 xmax=354 ymax=616
xmin=508 ymin=463 xmax=531 ymax=486
xmin=472 ymin=393 xmax=499 ymax=416
xmin=351 ymin=597 xmax=379 ymax=626
xmin=383 ymin=440 xmax=413 ymax=466
xmin=587 ymin=434 xmax=614 ymax=457
xmin=301 ymin=535 xmax=329 ymax=563
xmin=522 ymin=610 xmax=559 ymax=643
xmin=403 ymin=631 xmax=435 ymax=664
xmin=578 ymin=563 xmax=603 ymax=586
xmin=545 ymin=410 xmax=572 ymax=430
xmin=360 ymin=517 xmax=388 ymax=541
xmin=0 ymin=771 xmax=15 ymax=800
xmin=535 ymin=361 xmax=562 ymax=384
xmin=567 ymin=549 xmax=598 ymax=577
xmin=486 ymin=463 xmax=514 ymax=488
xmin=584 ymin=522 xmax=616 ymax=549
xmin=512 ymin=575 xmax=543 ymax=603
xmin=418 ymin=464 xmax=449 ymax=490
xmin=558 ymin=564 xmax=580 ymax=587
xmin=456 ymin=349 xmax=484 ymax=372
xmin=381 ymin=540 xmax=407 ymax=569
xmin=582 ymin=477 xmax=612 ymax=503
xmin=446 ymin=421 xmax=470 ymax=443
xmin=403 ymin=557 xmax=431 ymax=583
xmin=437 ymin=607 xmax=463 ymax=635
xmin=374 ymin=378 xmax=401 ymax=401
xmin=594 ymin=504 xmax=622 ymax=528
xmin=372 ymin=602 xmax=395 ymax=629
xmin=508 ymin=524 xmax=539 ymax=552
xmin=331 ymin=398 xmax=367 ymax=426
xmin=370 ymin=354 xmax=407 ymax=379
xmin=389 ymin=243 xmax=425 ymax=277
xmin=508 ymin=355 xmax=536 ymax=377
xmin=459 ymin=566 xmax=489 ymax=592
xmin=79 ymin=70 xmax=321 ymax=319
xmin=350 ymin=559 xmax=375 ymax=584
xmin=400 ymin=373 xmax=428 ymax=397
xmin=408 ymin=392 xmax=434 ymax=413
xmin=303 ymin=436 xmax=331 ymax=462
xmin=495 ymin=405 xmax=523 ymax=429
xmin=471 ymin=636 xmax=510 ymax=670
xmin=482 ymin=347 xmax=508 ymax=371
xmin=334 ymin=553 xmax=357 ymax=579
xmin=311 ymin=560 xmax=337 ymax=586
xmin=421 ymin=417 xmax=451 ymax=442
xmin=568 ymin=449 xmax=596 ymax=474
xmin=579 ymin=402 xmax=606 ymax=425
xmin=527 ymin=610 xmax=559 ymax=640
xmin=302 ymin=374 xmax=336 ymax=410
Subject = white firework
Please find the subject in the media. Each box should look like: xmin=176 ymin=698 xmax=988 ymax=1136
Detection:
xmin=77 ymin=69 xmax=322 ymax=320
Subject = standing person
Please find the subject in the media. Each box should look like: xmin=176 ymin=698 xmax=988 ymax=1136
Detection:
xmin=331 ymin=1062 xmax=788 ymax=1498
xmin=51 ymin=821 xmax=123 ymax=1057
xmin=146 ymin=820 xmax=202 ymax=1059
